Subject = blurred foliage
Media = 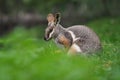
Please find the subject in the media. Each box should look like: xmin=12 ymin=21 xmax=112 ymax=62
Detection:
xmin=0 ymin=17 xmax=120 ymax=80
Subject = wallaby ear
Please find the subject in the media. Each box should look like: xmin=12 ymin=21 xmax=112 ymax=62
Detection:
xmin=55 ymin=13 xmax=61 ymax=25
xmin=47 ymin=13 xmax=55 ymax=22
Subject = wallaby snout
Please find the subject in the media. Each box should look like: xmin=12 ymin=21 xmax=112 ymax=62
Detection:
xmin=44 ymin=36 xmax=48 ymax=41
xmin=44 ymin=26 xmax=54 ymax=41
xmin=44 ymin=32 xmax=52 ymax=41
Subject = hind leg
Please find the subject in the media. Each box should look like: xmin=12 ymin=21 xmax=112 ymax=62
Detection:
xmin=68 ymin=43 xmax=82 ymax=55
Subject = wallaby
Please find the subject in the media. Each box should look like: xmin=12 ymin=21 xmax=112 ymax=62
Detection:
xmin=44 ymin=13 xmax=102 ymax=55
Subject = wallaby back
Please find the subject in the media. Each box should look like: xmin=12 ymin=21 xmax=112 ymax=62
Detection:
xmin=67 ymin=25 xmax=101 ymax=53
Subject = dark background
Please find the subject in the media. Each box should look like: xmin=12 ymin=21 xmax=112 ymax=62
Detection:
xmin=0 ymin=0 xmax=120 ymax=36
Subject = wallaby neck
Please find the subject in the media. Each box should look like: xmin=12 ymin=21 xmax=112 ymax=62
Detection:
xmin=53 ymin=24 xmax=66 ymax=38
xmin=57 ymin=24 xmax=66 ymax=32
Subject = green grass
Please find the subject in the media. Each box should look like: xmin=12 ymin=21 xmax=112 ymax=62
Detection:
xmin=0 ymin=17 xmax=120 ymax=80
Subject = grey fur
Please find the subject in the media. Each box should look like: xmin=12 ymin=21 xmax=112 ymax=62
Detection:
xmin=67 ymin=25 xmax=102 ymax=53
xmin=50 ymin=24 xmax=102 ymax=54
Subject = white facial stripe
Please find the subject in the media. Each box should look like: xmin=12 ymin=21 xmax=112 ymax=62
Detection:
xmin=49 ymin=29 xmax=54 ymax=39
xmin=72 ymin=44 xmax=82 ymax=52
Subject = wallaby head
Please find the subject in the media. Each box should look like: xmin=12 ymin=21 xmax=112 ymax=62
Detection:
xmin=44 ymin=13 xmax=61 ymax=41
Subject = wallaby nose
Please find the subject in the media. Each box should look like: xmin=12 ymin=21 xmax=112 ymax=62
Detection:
xmin=44 ymin=36 xmax=49 ymax=41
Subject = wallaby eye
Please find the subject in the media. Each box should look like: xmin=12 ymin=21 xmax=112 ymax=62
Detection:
xmin=49 ymin=28 xmax=53 ymax=33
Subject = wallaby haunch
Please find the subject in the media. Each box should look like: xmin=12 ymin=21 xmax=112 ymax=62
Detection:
xmin=44 ymin=13 xmax=102 ymax=55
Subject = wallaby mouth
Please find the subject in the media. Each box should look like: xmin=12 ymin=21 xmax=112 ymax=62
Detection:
xmin=44 ymin=36 xmax=48 ymax=41
xmin=44 ymin=36 xmax=51 ymax=41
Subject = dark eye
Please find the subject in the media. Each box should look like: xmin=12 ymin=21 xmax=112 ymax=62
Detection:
xmin=46 ymin=28 xmax=53 ymax=38
xmin=49 ymin=28 xmax=53 ymax=33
